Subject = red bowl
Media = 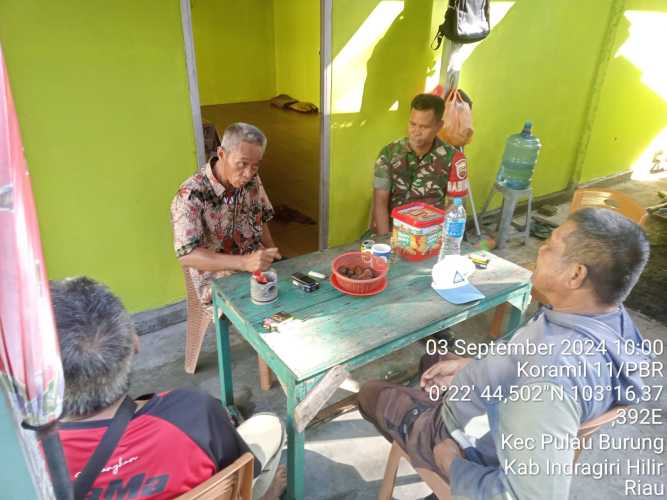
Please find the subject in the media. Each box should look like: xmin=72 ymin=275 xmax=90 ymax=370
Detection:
xmin=331 ymin=252 xmax=388 ymax=294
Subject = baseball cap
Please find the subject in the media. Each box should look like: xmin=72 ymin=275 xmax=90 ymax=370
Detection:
xmin=431 ymin=255 xmax=485 ymax=304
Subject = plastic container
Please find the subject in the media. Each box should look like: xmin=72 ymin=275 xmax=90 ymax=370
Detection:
xmin=497 ymin=121 xmax=542 ymax=190
xmin=438 ymin=197 xmax=466 ymax=260
xmin=390 ymin=202 xmax=445 ymax=261
xmin=331 ymin=252 xmax=388 ymax=294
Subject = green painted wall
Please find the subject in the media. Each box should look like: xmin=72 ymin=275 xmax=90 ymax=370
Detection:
xmin=458 ymin=0 xmax=614 ymax=212
xmin=2 ymin=0 xmax=660 ymax=313
xmin=192 ymin=0 xmax=276 ymax=105
xmin=193 ymin=0 xmax=319 ymax=106
xmin=579 ymin=0 xmax=667 ymax=182
xmin=0 ymin=0 xmax=198 ymax=312
xmin=327 ymin=0 xmax=618 ymax=246
xmin=328 ymin=0 xmax=444 ymax=245
xmin=273 ymin=0 xmax=321 ymax=105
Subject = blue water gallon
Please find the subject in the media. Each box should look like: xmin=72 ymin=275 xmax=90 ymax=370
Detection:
xmin=497 ymin=122 xmax=542 ymax=190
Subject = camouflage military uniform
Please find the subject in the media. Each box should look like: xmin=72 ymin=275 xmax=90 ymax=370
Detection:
xmin=373 ymin=137 xmax=456 ymax=210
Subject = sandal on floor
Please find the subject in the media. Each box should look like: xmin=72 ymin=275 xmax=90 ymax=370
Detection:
xmin=530 ymin=220 xmax=553 ymax=240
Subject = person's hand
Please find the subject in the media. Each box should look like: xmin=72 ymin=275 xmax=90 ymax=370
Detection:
xmin=420 ymin=357 xmax=471 ymax=393
xmin=243 ymin=248 xmax=279 ymax=272
xmin=260 ymin=243 xmax=282 ymax=261
xmin=433 ymin=438 xmax=462 ymax=480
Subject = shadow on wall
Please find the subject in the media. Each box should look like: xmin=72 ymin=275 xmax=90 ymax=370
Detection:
xmin=360 ymin=0 xmax=436 ymax=119
xmin=329 ymin=0 xmax=437 ymax=244
xmin=329 ymin=0 xmax=652 ymax=246
xmin=581 ymin=7 xmax=667 ymax=183
xmin=460 ymin=1 xmax=667 ymax=209
xmin=457 ymin=0 xmax=608 ymax=212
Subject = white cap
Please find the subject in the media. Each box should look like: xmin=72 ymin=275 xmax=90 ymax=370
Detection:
xmin=431 ymin=255 xmax=484 ymax=304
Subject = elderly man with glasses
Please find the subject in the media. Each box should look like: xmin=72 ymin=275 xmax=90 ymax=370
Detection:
xmin=171 ymin=122 xmax=281 ymax=307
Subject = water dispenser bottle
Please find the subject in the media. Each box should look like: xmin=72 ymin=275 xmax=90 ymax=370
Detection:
xmin=496 ymin=122 xmax=542 ymax=190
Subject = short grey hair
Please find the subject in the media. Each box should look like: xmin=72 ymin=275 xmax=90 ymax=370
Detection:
xmin=564 ymin=208 xmax=650 ymax=305
xmin=50 ymin=277 xmax=135 ymax=418
xmin=220 ymin=122 xmax=267 ymax=153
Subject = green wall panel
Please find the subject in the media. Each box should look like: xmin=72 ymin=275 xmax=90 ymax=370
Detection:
xmin=327 ymin=0 xmax=616 ymax=246
xmin=328 ymin=0 xmax=444 ymax=246
xmin=2 ymin=0 xmax=662 ymax=312
xmin=459 ymin=0 xmax=613 ymax=211
xmin=274 ymin=0 xmax=321 ymax=105
xmin=192 ymin=0 xmax=276 ymax=105
xmin=579 ymin=0 xmax=667 ymax=183
xmin=0 ymin=0 xmax=198 ymax=312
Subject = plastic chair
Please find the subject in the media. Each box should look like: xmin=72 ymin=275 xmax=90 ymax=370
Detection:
xmin=182 ymin=266 xmax=273 ymax=391
xmin=177 ymin=452 xmax=254 ymax=500
xmin=570 ymin=189 xmax=648 ymax=225
xmin=378 ymin=405 xmax=627 ymax=500
xmin=378 ymin=443 xmax=451 ymax=500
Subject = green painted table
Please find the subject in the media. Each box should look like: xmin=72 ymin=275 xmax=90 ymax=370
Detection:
xmin=211 ymin=245 xmax=532 ymax=499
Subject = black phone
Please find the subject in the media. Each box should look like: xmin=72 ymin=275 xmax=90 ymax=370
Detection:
xmin=291 ymin=272 xmax=320 ymax=292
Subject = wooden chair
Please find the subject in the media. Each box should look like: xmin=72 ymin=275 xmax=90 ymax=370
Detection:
xmin=378 ymin=443 xmax=451 ymax=500
xmin=177 ymin=452 xmax=254 ymax=500
xmin=182 ymin=266 xmax=274 ymax=391
xmin=378 ymin=406 xmax=627 ymax=500
xmin=489 ymin=189 xmax=648 ymax=338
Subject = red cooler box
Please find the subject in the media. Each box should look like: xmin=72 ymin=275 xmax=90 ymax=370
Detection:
xmin=390 ymin=202 xmax=445 ymax=261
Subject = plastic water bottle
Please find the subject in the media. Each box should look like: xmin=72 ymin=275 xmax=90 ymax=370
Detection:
xmin=438 ymin=197 xmax=466 ymax=260
xmin=496 ymin=121 xmax=542 ymax=189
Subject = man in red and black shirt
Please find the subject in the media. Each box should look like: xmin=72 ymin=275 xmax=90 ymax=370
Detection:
xmin=52 ymin=277 xmax=286 ymax=499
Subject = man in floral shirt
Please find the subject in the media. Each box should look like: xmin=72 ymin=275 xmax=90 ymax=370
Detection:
xmin=171 ymin=122 xmax=280 ymax=305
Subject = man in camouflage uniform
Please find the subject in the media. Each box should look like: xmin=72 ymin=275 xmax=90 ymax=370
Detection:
xmin=171 ymin=122 xmax=280 ymax=306
xmin=372 ymin=93 xmax=457 ymax=235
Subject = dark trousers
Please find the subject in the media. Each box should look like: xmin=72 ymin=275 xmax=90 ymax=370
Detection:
xmin=357 ymin=379 xmax=450 ymax=473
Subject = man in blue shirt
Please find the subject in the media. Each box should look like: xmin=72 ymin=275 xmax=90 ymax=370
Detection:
xmin=359 ymin=207 xmax=652 ymax=499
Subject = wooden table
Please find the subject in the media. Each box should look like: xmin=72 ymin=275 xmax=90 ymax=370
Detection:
xmin=211 ymin=245 xmax=532 ymax=499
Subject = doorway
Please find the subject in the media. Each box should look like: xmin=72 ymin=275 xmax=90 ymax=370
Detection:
xmin=182 ymin=0 xmax=326 ymax=256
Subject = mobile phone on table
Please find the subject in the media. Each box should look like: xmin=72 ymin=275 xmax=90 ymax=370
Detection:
xmin=291 ymin=272 xmax=320 ymax=292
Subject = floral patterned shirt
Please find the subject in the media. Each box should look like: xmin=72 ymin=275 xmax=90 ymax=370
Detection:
xmin=170 ymin=160 xmax=274 ymax=303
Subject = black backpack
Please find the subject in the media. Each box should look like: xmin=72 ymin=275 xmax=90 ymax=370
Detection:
xmin=433 ymin=0 xmax=491 ymax=48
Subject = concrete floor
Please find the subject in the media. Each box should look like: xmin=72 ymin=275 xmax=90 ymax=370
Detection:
xmin=131 ymin=178 xmax=667 ymax=499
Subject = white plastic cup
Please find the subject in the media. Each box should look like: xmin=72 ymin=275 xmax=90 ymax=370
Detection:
xmin=371 ymin=243 xmax=392 ymax=262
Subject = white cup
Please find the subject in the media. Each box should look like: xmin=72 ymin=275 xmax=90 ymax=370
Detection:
xmin=371 ymin=243 xmax=392 ymax=262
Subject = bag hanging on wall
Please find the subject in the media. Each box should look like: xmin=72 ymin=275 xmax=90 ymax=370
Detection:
xmin=432 ymin=0 xmax=491 ymax=48
xmin=441 ymin=89 xmax=474 ymax=147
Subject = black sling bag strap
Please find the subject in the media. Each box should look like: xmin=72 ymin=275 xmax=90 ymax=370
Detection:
xmin=73 ymin=396 xmax=138 ymax=500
